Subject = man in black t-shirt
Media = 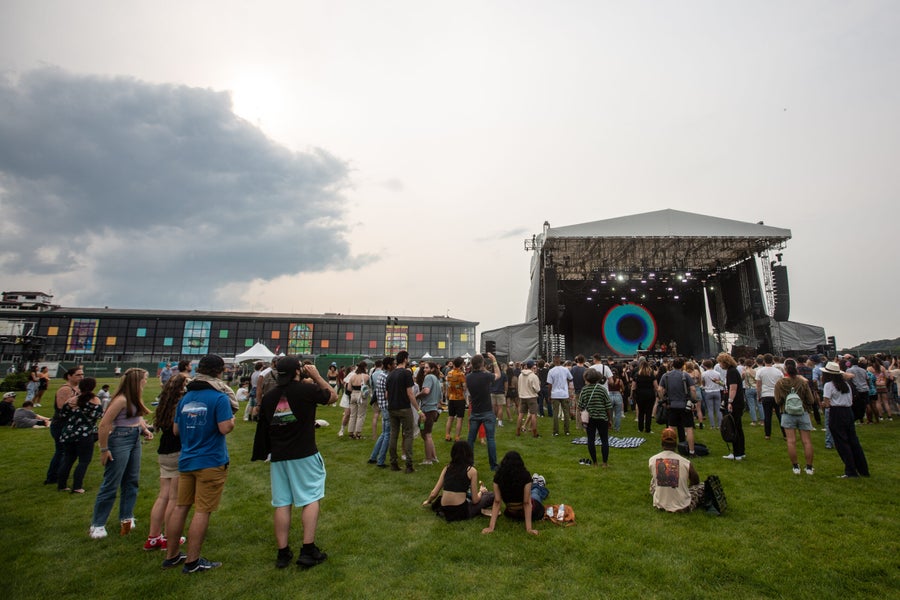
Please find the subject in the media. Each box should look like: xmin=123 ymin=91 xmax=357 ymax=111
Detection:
xmin=251 ymin=356 xmax=337 ymax=569
xmin=385 ymin=351 xmax=423 ymax=473
xmin=466 ymin=353 xmax=501 ymax=471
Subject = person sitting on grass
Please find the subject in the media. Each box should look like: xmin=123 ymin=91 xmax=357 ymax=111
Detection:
xmin=481 ymin=451 xmax=547 ymax=536
xmin=13 ymin=399 xmax=51 ymax=428
xmin=423 ymin=440 xmax=493 ymax=521
xmin=648 ymin=428 xmax=704 ymax=513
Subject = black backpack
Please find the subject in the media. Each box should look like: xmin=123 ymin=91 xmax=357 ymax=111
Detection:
xmin=720 ymin=412 xmax=736 ymax=444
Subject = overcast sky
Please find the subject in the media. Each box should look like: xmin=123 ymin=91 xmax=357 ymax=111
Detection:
xmin=0 ymin=1 xmax=897 ymax=350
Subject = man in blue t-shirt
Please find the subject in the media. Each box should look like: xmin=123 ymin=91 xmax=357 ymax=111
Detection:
xmin=162 ymin=354 xmax=235 ymax=574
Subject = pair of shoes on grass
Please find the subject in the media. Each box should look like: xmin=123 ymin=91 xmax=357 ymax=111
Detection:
xmin=276 ymin=545 xmax=327 ymax=569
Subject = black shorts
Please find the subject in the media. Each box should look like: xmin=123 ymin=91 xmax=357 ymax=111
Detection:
xmin=447 ymin=400 xmax=466 ymax=418
xmin=667 ymin=408 xmax=695 ymax=429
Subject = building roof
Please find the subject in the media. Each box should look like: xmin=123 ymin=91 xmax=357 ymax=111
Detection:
xmin=0 ymin=305 xmax=478 ymax=326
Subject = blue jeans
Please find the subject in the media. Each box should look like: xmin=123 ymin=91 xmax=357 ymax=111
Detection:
xmin=609 ymin=392 xmax=624 ymax=432
xmin=745 ymin=387 xmax=763 ymax=422
xmin=369 ymin=412 xmax=391 ymax=465
xmin=91 ymin=426 xmax=142 ymax=527
xmin=824 ymin=408 xmax=833 ymax=448
xmin=467 ymin=411 xmax=497 ymax=470
xmin=704 ymin=390 xmax=721 ymax=428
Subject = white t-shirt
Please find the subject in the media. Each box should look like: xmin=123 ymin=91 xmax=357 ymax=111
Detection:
xmin=589 ymin=363 xmax=613 ymax=391
xmin=701 ymin=369 xmax=723 ymax=393
xmin=757 ymin=365 xmax=783 ymax=398
xmin=823 ymin=381 xmax=852 ymax=407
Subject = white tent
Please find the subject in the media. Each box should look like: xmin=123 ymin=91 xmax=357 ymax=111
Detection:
xmin=234 ymin=342 xmax=275 ymax=363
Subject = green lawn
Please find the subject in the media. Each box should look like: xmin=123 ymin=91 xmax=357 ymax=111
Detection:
xmin=2 ymin=378 xmax=898 ymax=599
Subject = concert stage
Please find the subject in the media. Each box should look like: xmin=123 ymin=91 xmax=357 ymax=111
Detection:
xmin=483 ymin=209 xmax=825 ymax=361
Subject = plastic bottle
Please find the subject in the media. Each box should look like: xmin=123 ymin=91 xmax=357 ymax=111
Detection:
xmin=557 ymin=503 xmax=566 ymax=521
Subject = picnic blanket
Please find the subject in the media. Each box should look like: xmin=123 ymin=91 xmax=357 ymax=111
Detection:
xmin=571 ymin=436 xmax=646 ymax=449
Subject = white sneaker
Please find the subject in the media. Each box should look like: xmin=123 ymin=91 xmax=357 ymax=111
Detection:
xmin=338 ymin=428 xmax=344 ymax=437
xmin=735 ymin=455 xmax=745 ymax=461
xmin=498 ymin=420 xmax=503 ymax=427
xmin=792 ymin=466 xmax=801 ymax=475
xmin=722 ymin=454 xmax=735 ymax=460
xmin=90 ymin=526 xmax=108 ymax=539
xmin=805 ymin=467 xmax=815 ymax=475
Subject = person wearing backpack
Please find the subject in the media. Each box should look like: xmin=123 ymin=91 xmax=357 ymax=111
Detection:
xmin=773 ymin=358 xmax=816 ymax=475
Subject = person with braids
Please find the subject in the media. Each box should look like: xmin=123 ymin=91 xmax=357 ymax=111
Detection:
xmin=56 ymin=377 xmax=103 ymax=493
xmin=89 ymin=368 xmax=153 ymax=539
xmin=143 ymin=373 xmax=189 ymax=550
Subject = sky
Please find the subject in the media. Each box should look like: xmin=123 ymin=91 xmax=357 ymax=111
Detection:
xmin=0 ymin=1 xmax=897 ymax=351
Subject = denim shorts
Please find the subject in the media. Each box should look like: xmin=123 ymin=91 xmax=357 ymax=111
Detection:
xmin=780 ymin=412 xmax=813 ymax=431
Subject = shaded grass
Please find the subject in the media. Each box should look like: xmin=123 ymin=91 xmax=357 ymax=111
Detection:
xmin=2 ymin=377 xmax=898 ymax=599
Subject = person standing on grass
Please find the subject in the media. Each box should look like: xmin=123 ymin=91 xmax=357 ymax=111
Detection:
xmin=252 ymin=356 xmax=337 ymax=568
xmin=368 ymin=356 xmax=394 ymax=467
xmin=45 ymin=365 xmax=83 ymax=485
xmin=90 ymin=368 xmax=153 ymax=539
xmin=466 ymin=353 xmax=501 ymax=472
xmin=773 ymin=359 xmax=815 ymax=476
xmin=821 ymin=362 xmax=869 ymax=478
xmin=578 ymin=368 xmax=613 ymax=467
xmin=444 ymin=357 xmax=467 ymax=442
xmin=719 ymin=352 xmax=746 ymax=461
xmin=56 ymin=377 xmax=103 ymax=493
xmin=144 ymin=373 xmax=188 ymax=551
xmin=416 ymin=362 xmax=442 ymax=465
xmin=654 ymin=357 xmax=702 ymax=458
xmin=516 ymin=360 xmax=541 ymax=437
xmin=649 ymin=428 xmax=704 ymax=513
xmin=546 ymin=355 xmax=573 ymax=437
xmin=756 ymin=353 xmax=786 ymax=441
xmin=161 ymin=355 xmax=234 ymax=573
xmin=387 ymin=351 xmax=423 ymax=473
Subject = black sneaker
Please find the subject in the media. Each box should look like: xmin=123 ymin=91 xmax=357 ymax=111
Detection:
xmin=182 ymin=557 xmax=222 ymax=574
xmin=161 ymin=552 xmax=187 ymax=569
xmin=297 ymin=545 xmax=327 ymax=568
xmin=405 ymin=465 xmax=415 ymax=474
xmin=390 ymin=463 xmax=401 ymax=471
xmin=276 ymin=548 xmax=294 ymax=569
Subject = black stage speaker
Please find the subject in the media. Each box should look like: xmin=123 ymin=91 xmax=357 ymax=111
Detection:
xmin=772 ymin=264 xmax=790 ymax=322
xmin=544 ymin=267 xmax=559 ymax=324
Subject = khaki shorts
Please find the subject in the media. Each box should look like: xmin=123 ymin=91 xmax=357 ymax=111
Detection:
xmin=519 ymin=397 xmax=538 ymax=415
xmin=178 ymin=465 xmax=228 ymax=512
xmin=158 ymin=452 xmax=180 ymax=479
xmin=491 ymin=393 xmax=506 ymax=408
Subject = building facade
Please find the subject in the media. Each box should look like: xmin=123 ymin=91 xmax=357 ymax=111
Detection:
xmin=0 ymin=293 xmax=478 ymax=365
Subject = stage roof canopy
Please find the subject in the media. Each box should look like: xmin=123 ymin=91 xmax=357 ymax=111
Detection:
xmin=538 ymin=209 xmax=791 ymax=281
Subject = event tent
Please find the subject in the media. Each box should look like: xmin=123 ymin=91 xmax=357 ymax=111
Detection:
xmin=234 ymin=342 xmax=275 ymax=362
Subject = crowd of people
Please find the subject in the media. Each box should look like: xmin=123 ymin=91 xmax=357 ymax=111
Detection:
xmin=5 ymin=346 xmax=892 ymax=571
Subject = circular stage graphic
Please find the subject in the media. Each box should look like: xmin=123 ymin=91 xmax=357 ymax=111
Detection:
xmin=602 ymin=303 xmax=657 ymax=356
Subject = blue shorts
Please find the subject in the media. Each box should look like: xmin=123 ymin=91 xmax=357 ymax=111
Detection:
xmin=271 ymin=453 xmax=326 ymax=508
xmin=780 ymin=412 xmax=813 ymax=431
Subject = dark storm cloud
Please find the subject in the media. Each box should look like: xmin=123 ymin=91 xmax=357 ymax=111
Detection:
xmin=0 ymin=67 xmax=359 ymax=308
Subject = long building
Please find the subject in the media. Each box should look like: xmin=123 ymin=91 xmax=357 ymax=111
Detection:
xmin=0 ymin=291 xmax=478 ymax=366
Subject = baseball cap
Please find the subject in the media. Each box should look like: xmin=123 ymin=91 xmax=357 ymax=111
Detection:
xmin=276 ymin=356 xmax=302 ymax=385
xmin=661 ymin=428 xmax=678 ymax=446
xmin=3 ymin=392 xmax=15 ymax=399
xmin=525 ymin=360 xmax=535 ymax=368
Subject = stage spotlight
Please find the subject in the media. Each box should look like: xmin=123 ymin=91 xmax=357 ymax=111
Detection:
xmin=674 ymin=295 xmax=680 ymax=299
xmin=617 ymin=274 xmax=625 ymax=282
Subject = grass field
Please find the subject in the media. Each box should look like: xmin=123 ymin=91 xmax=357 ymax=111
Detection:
xmin=2 ymin=377 xmax=898 ymax=600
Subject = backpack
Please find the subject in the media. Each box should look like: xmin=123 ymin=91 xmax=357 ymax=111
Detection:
xmin=784 ymin=387 xmax=804 ymax=416
xmin=720 ymin=412 xmax=736 ymax=444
